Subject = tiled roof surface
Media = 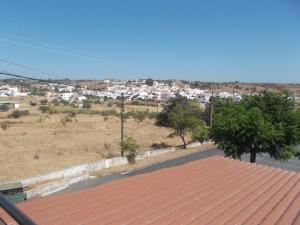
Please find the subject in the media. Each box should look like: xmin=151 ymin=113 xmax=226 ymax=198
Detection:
xmin=1 ymin=156 xmax=300 ymax=225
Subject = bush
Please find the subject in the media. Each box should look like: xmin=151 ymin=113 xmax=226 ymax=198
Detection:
xmin=0 ymin=121 xmax=10 ymax=130
xmin=120 ymin=137 xmax=139 ymax=164
xmin=51 ymin=99 xmax=60 ymax=106
xmin=82 ymin=100 xmax=92 ymax=109
xmin=39 ymin=105 xmax=49 ymax=113
xmin=0 ymin=104 xmax=9 ymax=112
xmin=8 ymin=110 xmax=29 ymax=119
xmin=30 ymin=100 xmax=37 ymax=106
xmin=100 ymin=109 xmax=118 ymax=117
xmin=40 ymin=99 xmax=48 ymax=105
xmin=125 ymin=110 xmax=158 ymax=122
xmin=61 ymin=114 xmax=73 ymax=126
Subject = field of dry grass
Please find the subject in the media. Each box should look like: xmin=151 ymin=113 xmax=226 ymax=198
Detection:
xmin=0 ymin=98 xmax=190 ymax=182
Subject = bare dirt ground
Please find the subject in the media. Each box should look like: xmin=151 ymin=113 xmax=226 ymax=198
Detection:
xmin=0 ymin=99 xmax=189 ymax=182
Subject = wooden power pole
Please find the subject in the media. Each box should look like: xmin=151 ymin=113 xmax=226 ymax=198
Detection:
xmin=210 ymin=90 xmax=214 ymax=127
xmin=120 ymin=92 xmax=125 ymax=156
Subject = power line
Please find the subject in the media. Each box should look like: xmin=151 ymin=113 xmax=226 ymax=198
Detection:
xmin=0 ymin=70 xmax=63 ymax=85
xmin=0 ymin=57 xmax=61 ymax=79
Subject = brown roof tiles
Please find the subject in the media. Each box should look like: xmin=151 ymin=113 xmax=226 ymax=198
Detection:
xmin=1 ymin=156 xmax=300 ymax=225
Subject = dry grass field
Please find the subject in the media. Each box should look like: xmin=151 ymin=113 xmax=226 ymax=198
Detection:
xmin=0 ymin=97 xmax=189 ymax=182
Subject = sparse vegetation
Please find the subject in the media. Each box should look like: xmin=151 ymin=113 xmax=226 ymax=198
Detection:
xmin=82 ymin=100 xmax=92 ymax=109
xmin=121 ymin=137 xmax=139 ymax=164
xmin=0 ymin=104 xmax=9 ymax=112
xmin=8 ymin=110 xmax=29 ymax=119
xmin=1 ymin=121 xmax=10 ymax=130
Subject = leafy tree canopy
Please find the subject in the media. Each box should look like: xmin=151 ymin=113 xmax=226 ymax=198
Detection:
xmin=156 ymin=96 xmax=206 ymax=148
xmin=211 ymin=91 xmax=300 ymax=163
xmin=145 ymin=78 xmax=154 ymax=86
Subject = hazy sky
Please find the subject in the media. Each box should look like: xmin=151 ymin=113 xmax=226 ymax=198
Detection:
xmin=0 ymin=0 xmax=300 ymax=82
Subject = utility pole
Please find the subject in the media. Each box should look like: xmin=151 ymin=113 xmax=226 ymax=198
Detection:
xmin=293 ymin=91 xmax=295 ymax=103
xmin=120 ymin=92 xmax=125 ymax=156
xmin=210 ymin=90 xmax=214 ymax=127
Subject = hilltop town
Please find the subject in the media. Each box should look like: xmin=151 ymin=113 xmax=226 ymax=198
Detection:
xmin=1 ymin=79 xmax=299 ymax=110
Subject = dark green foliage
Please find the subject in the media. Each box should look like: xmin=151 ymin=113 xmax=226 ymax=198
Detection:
xmin=30 ymin=87 xmax=48 ymax=96
xmin=156 ymin=96 xmax=205 ymax=149
xmin=8 ymin=110 xmax=29 ymax=119
xmin=39 ymin=105 xmax=49 ymax=113
xmin=60 ymin=99 xmax=69 ymax=105
xmin=82 ymin=100 xmax=92 ymax=109
xmin=145 ymin=78 xmax=154 ymax=86
xmin=120 ymin=137 xmax=139 ymax=164
xmin=51 ymin=99 xmax=60 ymax=106
xmin=192 ymin=121 xmax=209 ymax=143
xmin=0 ymin=104 xmax=9 ymax=112
xmin=211 ymin=91 xmax=300 ymax=163
xmin=125 ymin=110 xmax=158 ymax=122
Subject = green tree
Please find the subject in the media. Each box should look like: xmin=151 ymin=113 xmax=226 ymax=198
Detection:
xmin=145 ymin=78 xmax=154 ymax=86
xmin=192 ymin=121 xmax=209 ymax=143
xmin=120 ymin=137 xmax=139 ymax=164
xmin=211 ymin=91 xmax=300 ymax=163
xmin=156 ymin=96 xmax=205 ymax=149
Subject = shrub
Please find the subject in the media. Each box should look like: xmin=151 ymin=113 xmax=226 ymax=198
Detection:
xmin=8 ymin=110 xmax=29 ymax=119
xmin=131 ymin=100 xmax=141 ymax=106
xmin=40 ymin=99 xmax=48 ymax=105
xmin=39 ymin=105 xmax=49 ymax=113
xmin=0 ymin=121 xmax=10 ymax=130
xmin=61 ymin=114 xmax=73 ymax=126
xmin=125 ymin=110 xmax=157 ymax=122
xmin=0 ymin=104 xmax=9 ymax=112
xmin=30 ymin=100 xmax=37 ymax=106
xmin=82 ymin=100 xmax=92 ymax=109
xmin=33 ymin=153 xmax=40 ymax=159
xmin=51 ymin=99 xmax=60 ymax=106
xmin=120 ymin=137 xmax=139 ymax=164
xmin=60 ymin=99 xmax=69 ymax=105
xmin=100 ymin=109 xmax=118 ymax=117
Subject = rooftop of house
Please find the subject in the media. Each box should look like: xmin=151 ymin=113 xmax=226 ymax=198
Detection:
xmin=1 ymin=156 xmax=300 ymax=225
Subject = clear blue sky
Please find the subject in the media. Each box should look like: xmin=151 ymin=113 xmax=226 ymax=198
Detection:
xmin=0 ymin=0 xmax=299 ymax=82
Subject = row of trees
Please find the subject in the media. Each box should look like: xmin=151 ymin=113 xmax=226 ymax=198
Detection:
xmin=155 ymin=91 xmax=300 ymax=163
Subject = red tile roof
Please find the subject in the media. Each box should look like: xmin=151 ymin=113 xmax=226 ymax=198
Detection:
xmin=1 ymin=156 xmax=300 ymax=225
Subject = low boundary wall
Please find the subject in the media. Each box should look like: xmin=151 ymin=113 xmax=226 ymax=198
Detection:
xmin=17 ymin=141 xmax=211 ymax=198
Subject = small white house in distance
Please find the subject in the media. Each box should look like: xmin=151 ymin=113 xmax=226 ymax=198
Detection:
xmin=77 ymin=96 xmax=87 ymax=102
xmin=217 ymin=92 xmax=232 ymax=98
xmin=59 ymin=93 xmax=74 ymax=101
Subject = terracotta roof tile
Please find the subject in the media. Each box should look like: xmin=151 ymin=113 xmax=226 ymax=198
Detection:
xmin=1 ymin=156 xmax=300 ymax=225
